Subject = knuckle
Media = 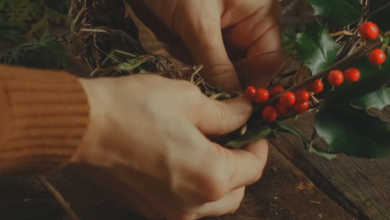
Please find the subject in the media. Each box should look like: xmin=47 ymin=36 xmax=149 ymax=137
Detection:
xmin=205 ymin=63 xmax=235 ymax=80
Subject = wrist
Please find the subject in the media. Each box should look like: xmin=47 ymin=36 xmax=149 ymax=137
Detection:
xmin=71 ymin=78 xmax=109 ymax=167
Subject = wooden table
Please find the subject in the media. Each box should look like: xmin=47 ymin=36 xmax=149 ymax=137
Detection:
xmin=1 ymin=2 xmax=390 ymax=220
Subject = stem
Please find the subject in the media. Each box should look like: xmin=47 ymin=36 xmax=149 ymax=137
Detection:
xmin=38 ymin=175 xmax=81 ymax=220
xmin=244 ymin=61 xmax=249 ymax=88
xmin=310 ymin=93 xmax=320 ymax=104
xmin=269 ymin=54 xmax=298 ymax=87
xmin=80 ymin=28 xmax=107 ymax=33
xmin=308 ymin=130 xmax=317 ymax=150
xmin=330 ymin=30 xmax=353 ymax=37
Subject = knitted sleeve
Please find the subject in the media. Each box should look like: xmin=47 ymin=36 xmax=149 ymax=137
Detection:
xmin=0 ymin=65 xmax=90 ymax=174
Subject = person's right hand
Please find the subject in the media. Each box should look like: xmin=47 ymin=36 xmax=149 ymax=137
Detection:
xmin=126 ymin=0 xmax=282 ymax=91
xmin=73 ymin=75 xmax=268 ymax=220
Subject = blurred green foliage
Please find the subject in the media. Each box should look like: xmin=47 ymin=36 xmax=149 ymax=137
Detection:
xmin=0 ymin=0 xmax=69 ymax=44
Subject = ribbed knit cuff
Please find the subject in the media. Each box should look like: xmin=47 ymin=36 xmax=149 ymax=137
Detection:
xmin=0 ymin=65 xmax=90 ymax=174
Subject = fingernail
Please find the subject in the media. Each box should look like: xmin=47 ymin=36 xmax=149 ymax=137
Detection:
xmin=228 ymin=98 xmax=252 ymax=115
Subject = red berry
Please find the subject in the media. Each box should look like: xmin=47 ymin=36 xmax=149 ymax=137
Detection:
xmin=244 ymin=86 xmax=257 ymax=99
xmin=269 ymin=85 xmax=284 ymax=97
xmin=359 ymin=22 xmax=379 ymax=40
xmin=369 ymin=49 xmax=386 ymax=65
xmin=280 ymin=91 xmax=296 ymax=107
xmin=293 ymin=102 xmax=310 ymax=113
xmin=309 ymin=79 xmax=324 ymax=94
xmin=254 ymin=88 xmax=269 ymax=103
xmin=328 ymin=70 xmax=344 ymax=86
xmin=295 ymin=90 xmax=310 ymax=103
xmin=344 ymin=68 xmax=361 ymax=82
xmin=262 ymin=105 xmax=278 ymax=122
xmin=276 ymin=102 xmax=288 ymax=116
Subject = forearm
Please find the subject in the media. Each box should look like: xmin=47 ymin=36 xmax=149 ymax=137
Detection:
xmin=0 ymin=65 xmax=90 ymax=174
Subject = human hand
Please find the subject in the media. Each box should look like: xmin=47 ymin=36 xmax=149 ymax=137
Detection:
xmin=73 ymin=75 xmax=268 ymax=220
xmin=126 ymin=0 xmax=282 ymax=91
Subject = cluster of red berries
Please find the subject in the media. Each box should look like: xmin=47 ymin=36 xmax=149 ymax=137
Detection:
xmin=245 ymin=81 xmax=323 ymax=122
xmin=359 ymin=22 xmax=387 ymax=66
xmin=245 ymin=21 xmax=387 ymax=123
xmin=325 ymin=22 xmax=387 ymax=86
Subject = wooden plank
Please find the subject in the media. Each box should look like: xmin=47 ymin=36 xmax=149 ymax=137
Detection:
xmin=270 ymin=112 xmax=390 ymax=220
xmin=212 ymin=146 xmax=355 ymax=220
xmin=0 ymin=176 xmax=69 ymax=220
xmin=43 ymin=168 xmax=145 ymax=220
xmin=41 ymin=146 xmax=354 ymax=220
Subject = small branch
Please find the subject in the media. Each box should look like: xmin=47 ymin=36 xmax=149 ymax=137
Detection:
xmin=310 ymin=93 xmax=320 ymax=104
xmin=210 ymin=93 xmax=224 ymax=100
xmin=38 ymin=175 xmax=81 ymax=220
xmin=244 ymin=61 xmax=249 ymax=88
xmin=308 ymin=130 xmax=317 ymax=150
xmin=347 ymin=38 xmax=363 ymax=56
xmin=330 ymin=30 xmax=353 ymax=37
xmin=269 ymin=54 xmax=298 ymax=87
xmin=80 ymin=28 xmax=107 ymax=33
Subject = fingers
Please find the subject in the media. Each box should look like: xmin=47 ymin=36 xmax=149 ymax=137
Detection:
xmin=179 ymin=14 xmax=241 ymax=91
xmin=205 ymin=139 xmax=268 ymax=196
xmin=126 ymin=0 xmax=182 ymax=45
xmin=188 ymin=97 xmax=252 ymax=136
xmin=195 ymin=139 xmax=267 ymax=204
xmin=246 ymin=24 xmax=283 ymax=88
xmin=197 ymin=187 xmax=245 ymax=219
xmin=223 ymin=0 xmax=283 ymax=88
xmin=196 ymin=140 xmax=268 ymax=219
xmin=227 ymin=139 xmax=269 ymax=188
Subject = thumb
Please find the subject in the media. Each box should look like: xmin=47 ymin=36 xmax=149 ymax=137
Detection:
xmin=180 ymin=19 xmax=241 ymax=91
xmin=189 ymin=97 xmax=252 ymax=136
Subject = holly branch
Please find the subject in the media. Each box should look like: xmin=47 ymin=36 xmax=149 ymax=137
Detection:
xmin=266 ymin=37 xmax=382 ymax=106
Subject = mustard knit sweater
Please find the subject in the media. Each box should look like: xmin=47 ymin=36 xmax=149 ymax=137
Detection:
xmin=0 ymin=65 xmax=90 ymax=174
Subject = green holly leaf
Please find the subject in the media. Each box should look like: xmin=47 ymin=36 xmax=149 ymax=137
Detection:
xmin=277 ymin=121 xmax=338 ymax=160
xmin=226 ymin=124 xmax=276 ymax=149
xmin=316 ymin=104 xmax=390 ymax=158
xmin=306 ymin=0 xmax=362 ymax=26
xmin=322 ymin=55 xmax=390 ymax=107
xmin=282 ymin=26 xmax=302 ymax=55
xmin=295 ymin=22 xmax=340 ymax=75
xmin=353 ymin=87 xmax=390 ymax=110
xmin=369 ymin=1 xmax=390 ymax=31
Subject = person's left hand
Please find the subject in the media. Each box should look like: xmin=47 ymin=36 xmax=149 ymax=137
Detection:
xmin=126 ymin=0 xmax=283 ymax=91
